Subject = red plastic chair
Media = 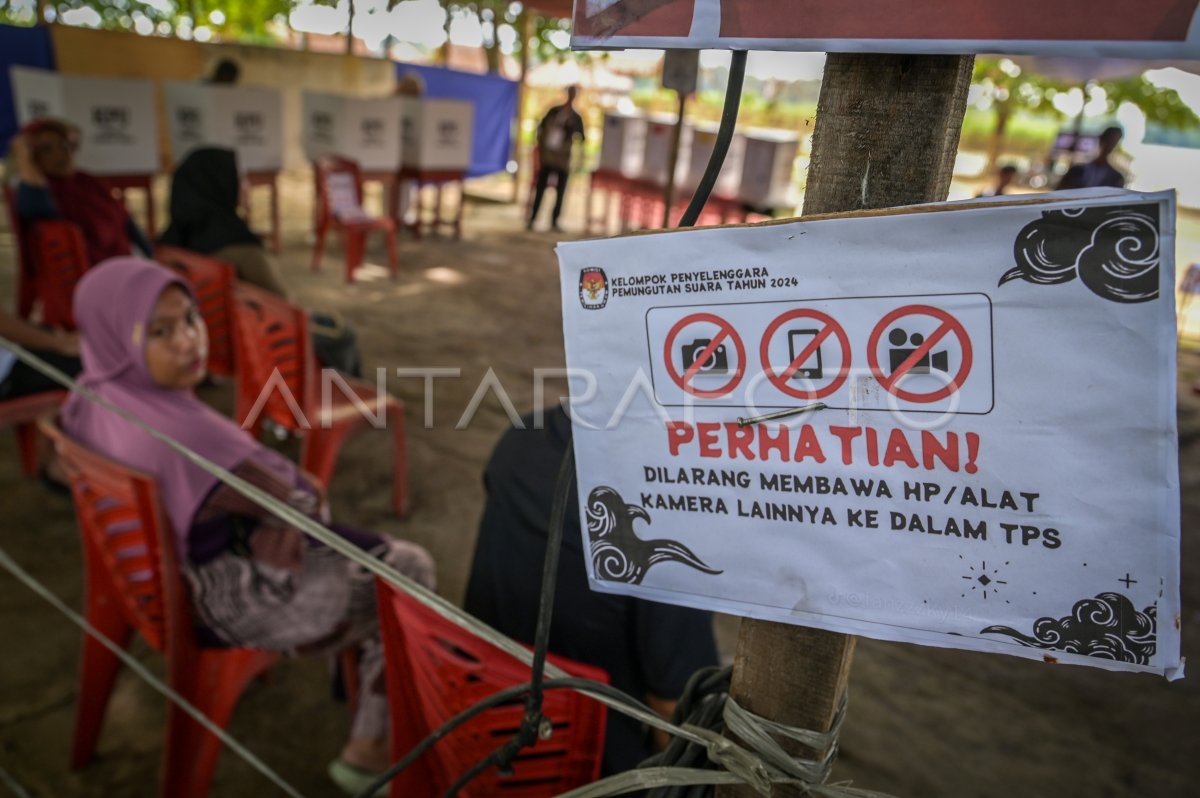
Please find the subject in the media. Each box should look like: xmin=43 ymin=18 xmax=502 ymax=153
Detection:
xmin=2 ymin=184 xmax=35 ymax=319
xmin=0 ymin=390 xmax=68 ymax=476
xmin=375 ymin=579 xmax=608 ymax=798
xmin=154 ymin=246 xmax=237 ymax=378
xmin=230 ymin=282 xmax=410 ymax=517
xmin=39 ymin=418 xmax=280 ymax=798
xmin=312 ymin=155 xmax=398 ymax=283
xmin=3 ymin=184 xmax=89 ymax=328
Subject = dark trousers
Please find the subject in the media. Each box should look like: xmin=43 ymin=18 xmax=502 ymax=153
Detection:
xmin=529 ymin=166 xmax=569 ymax=227
xmin=0 ymin=350 xmax=81 ymax=401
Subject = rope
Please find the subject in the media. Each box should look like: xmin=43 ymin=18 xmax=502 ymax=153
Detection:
xmin=0 ymin=338 xmax=710 ymax=757
xmin=0 ymin=766 xmax=33 ymax=798
xmin=1 ymin=309 xmax=888 ymax=797
xmin=0 ymin=546 xmax=306 ymax=798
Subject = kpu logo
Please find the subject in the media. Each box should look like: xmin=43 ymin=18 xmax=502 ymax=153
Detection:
xmin=91 ymin=106 xmax=133 ymax=145
xmin=312 ymin=112 xmax=335 ymax=144
xmin=235 ymin=111 xmax=265 ymax=145
xmin=177 ymin=107 xmax=202 ymax=141
xmin=437 ymin=119 xmax=458 ymax=146
xmin=579 ymin=268 xmax=608 ymax=310
xmin=361 ymin=117 xmax=385 ymax=146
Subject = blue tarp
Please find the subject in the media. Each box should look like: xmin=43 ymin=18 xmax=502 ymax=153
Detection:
xmin=396 ymin=63 xmax=517 ymax=178
xmin=0 ymin=24 xmax=56 ymax=157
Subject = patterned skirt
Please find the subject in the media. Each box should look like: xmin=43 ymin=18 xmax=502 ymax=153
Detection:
xmin=184 ymin=527 xmax=437 ymax=740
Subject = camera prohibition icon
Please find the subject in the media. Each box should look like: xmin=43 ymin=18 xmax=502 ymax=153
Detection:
xmin=662 ymin=312 xmax=746 ymax=398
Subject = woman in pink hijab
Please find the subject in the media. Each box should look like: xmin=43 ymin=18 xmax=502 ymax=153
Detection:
xmin=63 ymin=257 xmax=435 ymax=794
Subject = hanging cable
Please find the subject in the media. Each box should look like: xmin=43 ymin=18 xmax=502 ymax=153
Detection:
xmin=429 ymin=440 xmax=578 ymax=797
xmin=678 ymin=50 xmax=748 ymax=228
xmin=355 ymin=676 xmax=653 ymax=798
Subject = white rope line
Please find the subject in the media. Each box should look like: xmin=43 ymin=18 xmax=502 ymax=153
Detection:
xmin=0 ymin=546 xmax=306 ymax=798
xmin=2 ymin=338 xmax=886 ymax=797
xmin=0 ymin=338 xmax=707 ymax=744
xmin=0 ymin=766 xmax=33 ymax=798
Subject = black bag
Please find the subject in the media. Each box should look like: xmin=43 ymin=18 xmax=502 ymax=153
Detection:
xmin=309 ymin=311 xmax=362 ymax=378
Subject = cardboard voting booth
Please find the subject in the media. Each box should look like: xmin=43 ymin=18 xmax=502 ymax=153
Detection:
xmin=164 ymin=83 xmax=284 ymax=172
xmin=557 ymin=188 xmax=1182 ymax=679
xmin=598 ymin=111 xmax=647 ymax=178
xmin=10 ymin=66 xmax=158 ymax=175
xmin=682 ymin=123 xmax=746 ymax=198
xmin=738 ymin=130 xmax=798 ymax=208
xmin=640 ymin=114 xmax=692 ymax=187
xmin=400 ymin=98 xmax=474 ymax=172
xmin=301 ymin=91 xmax=404 ymax=173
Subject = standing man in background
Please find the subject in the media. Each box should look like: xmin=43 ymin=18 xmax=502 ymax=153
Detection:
xmin=1056 ymin=125 xmax=1127 ymax=190
xmin=528 ymin=85 xmax=585 ymax=233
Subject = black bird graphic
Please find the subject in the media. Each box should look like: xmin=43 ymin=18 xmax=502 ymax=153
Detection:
xmin=585 ymin=486 xmax=722 ymax=585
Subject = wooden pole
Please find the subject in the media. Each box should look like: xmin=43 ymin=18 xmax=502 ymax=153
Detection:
xmin=716 ymin=52 xmax=974 ymax=798
xmin=345 ymin=0 xmax=355 ymax=55
xmin=662 ymin=90 xmax=687 ymax=228
xmin=511 ymin=10 xmax=533 ymax=204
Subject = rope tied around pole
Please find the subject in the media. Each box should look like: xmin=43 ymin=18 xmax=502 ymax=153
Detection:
xmin=721 ymin=693 xmax=847 ymax=788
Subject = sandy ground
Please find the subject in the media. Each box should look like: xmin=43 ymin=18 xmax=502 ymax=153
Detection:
xmin=0 ymin=172 xmax=1197 ymax=797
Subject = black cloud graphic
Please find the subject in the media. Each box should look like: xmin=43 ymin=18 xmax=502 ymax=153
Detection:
xmin=981 ymin=592 xmax=1156 ymax=665
xmin=1000 ymin=204 xmax=1160 ymax=304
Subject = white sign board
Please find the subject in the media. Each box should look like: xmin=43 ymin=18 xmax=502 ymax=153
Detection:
xmin=164 ymin=83 xmax=284 ymax=172
xmin=400 ymin=98 xmax=474 ymax=172
xmin=557 ymin=189 xmax=1182 ymax=679
xmin=571 ymin=0 xmax=1200 ymax=58
xmin=11 ymin=67 xmax=158 ymax=175
xmin=301 ymin=91 xmax=404 ymax=172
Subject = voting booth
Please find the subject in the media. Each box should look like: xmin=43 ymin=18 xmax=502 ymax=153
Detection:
xmin=640 ymin=113 xmax=693 ymax=187
xmin=738 ymin=129 xmax=799 ymax=208
xmin=682 ymin=122 xmax=746 ymax=198
xmin=400 ymin=98 xmax=474 ymax=173
xmin=598 ymin=111 xmax=647 ymax=178
xmin=301 ymin=91 xmax=404 ymax=173
xmin=10 ymin=66 xmax=158 ymax=175
xmin=164 ymin=83 xmax=284 ymax=172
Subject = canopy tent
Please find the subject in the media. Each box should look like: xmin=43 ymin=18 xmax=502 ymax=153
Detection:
xmin=526 ymin=58 xmax=634 ymax=93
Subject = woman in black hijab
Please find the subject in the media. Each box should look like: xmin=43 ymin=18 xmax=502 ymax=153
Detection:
xmin=160 ymin=147 xmax=361 ymax=377
xmin=160 ymin=147 xmax=287 ymax=296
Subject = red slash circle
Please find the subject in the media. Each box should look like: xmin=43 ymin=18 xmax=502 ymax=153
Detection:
xmin=867 ymin=304 xmax=973 ymax=403
xmin=663 ymin=312 xmax=746 ymax=398
xmin=759 ymin=308 xmax=851 ymax=400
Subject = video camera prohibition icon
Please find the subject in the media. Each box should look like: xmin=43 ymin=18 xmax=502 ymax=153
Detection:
xmin=867 ymin=304 xmax=973 ymax=403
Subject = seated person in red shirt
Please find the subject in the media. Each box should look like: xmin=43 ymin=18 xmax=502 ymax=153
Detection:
xmin=8 ymin=118 xmax=152 ymax=265
xmin=465 ymin=404 xmax=719 ymax=775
